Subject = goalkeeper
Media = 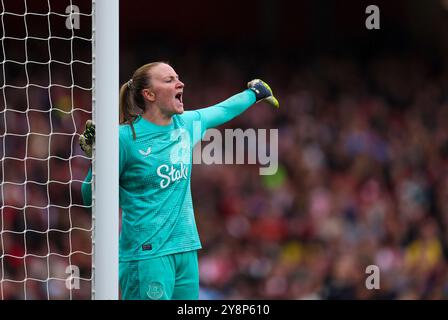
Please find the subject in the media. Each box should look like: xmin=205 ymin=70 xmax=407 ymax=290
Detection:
xmin=80 ymin=62 xmax=279 ymax=300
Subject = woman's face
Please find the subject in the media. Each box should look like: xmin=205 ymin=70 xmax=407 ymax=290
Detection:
xmin=145 ymin=63 xmax=185 ymax=116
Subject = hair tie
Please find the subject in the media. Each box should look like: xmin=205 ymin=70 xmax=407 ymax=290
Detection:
xmin=127 ymin=79 xmax=133 ymax=89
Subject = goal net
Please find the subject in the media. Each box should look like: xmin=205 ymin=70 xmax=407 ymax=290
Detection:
xmin=0 ymin=0 xmax=94 ymax=299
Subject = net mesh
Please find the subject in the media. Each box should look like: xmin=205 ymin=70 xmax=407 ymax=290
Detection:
xmin=0 ymin=0 xmax=93 ymax=299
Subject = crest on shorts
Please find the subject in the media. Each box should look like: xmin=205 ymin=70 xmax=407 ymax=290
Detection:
xmin=147 ymin=281 xmax=164 ymax=300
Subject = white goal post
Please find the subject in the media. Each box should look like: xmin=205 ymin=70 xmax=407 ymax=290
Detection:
xmin=92 ymin=0 xmax=118 ymax=300
xmin=0 ymin=0 xmax=118 ymax=300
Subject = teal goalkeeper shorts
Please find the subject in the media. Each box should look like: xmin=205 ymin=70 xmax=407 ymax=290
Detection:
xmin=119 ymin=250 xmax=199 ymax=300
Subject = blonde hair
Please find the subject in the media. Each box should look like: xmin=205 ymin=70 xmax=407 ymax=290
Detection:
xmin=119 ymin=61 xmax=167 ymax=139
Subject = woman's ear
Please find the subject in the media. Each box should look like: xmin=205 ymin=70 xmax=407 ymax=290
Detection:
xmin=142 ymin=88 xmax=155 ymax=102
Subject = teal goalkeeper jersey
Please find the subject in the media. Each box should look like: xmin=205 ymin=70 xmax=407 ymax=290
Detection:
xmin=82 ymin=90 xmax=256 ymax=261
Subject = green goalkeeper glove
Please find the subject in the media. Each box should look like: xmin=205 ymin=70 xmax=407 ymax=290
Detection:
xmin=247 ymin=79 xmax=279 ymax=109
xmin=79 ymin=120 xmax=95 ymax=157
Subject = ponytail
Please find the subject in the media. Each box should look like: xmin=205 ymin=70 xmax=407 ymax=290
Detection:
xmin=119 ymin=81 xmax=138 ymax=140
xmin=119 ymin=61 xmax=166 ymax=140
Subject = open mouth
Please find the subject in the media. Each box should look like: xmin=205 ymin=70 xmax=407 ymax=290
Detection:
xmin=175 ymin=92 xmax=183 ymax=104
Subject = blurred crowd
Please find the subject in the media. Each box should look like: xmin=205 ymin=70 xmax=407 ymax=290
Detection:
xmin=185 ymin=53 xmax=448 ymax=300
xmin=0 ymin=37 xmax=93 ymax=299
xmin=0 ymin=0 xmax=93 ymax=299
xmin=2 ymin=42 xmax=448 ymax=299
